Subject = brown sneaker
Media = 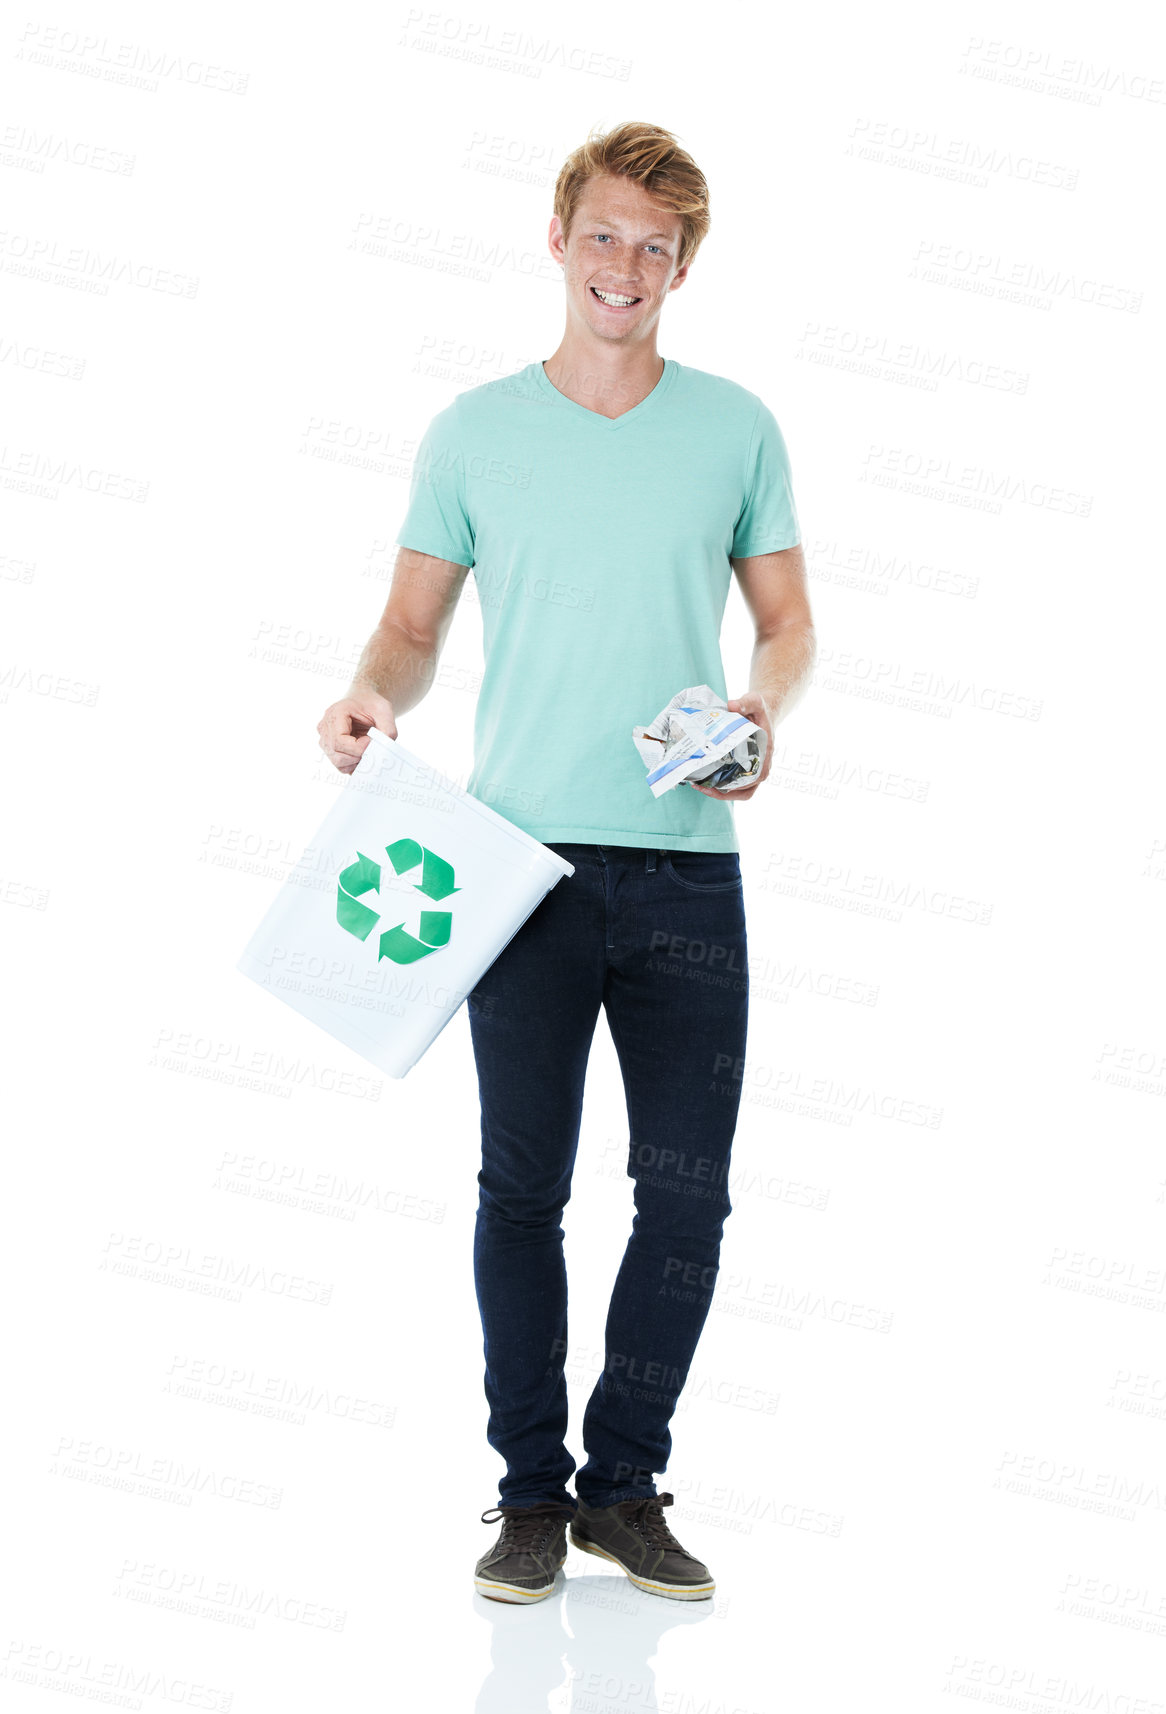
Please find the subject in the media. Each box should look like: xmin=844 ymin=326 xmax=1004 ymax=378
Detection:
xmin=570 ymin=1492 xmax=715 ymax=1601
xmin=474 ymin=1502 xmax=575 ymax=1604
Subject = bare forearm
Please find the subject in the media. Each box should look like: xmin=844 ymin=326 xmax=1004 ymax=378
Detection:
xmin=347 ymin=621 xmax=437 ymax=716
xmin=749 ymin=622 xmax=816 ymax=728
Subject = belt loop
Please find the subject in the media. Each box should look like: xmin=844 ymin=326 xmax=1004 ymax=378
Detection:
xmin=646 ymin=850 xmax=657 ymax=874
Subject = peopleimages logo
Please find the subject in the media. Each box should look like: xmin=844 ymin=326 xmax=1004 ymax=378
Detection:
xmin=336 ymin=838 xmax=460 ymax=965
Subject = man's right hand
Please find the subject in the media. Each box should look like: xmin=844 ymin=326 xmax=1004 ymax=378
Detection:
xmin=317 ymin=691 xmax=398 ymax=774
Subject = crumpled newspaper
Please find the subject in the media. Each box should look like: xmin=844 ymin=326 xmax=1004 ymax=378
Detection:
xmin=633 ymin=684 xmax=767 ymax=798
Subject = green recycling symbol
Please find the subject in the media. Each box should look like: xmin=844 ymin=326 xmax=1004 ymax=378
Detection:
xmin=336 ymin=838 xmax=460 ymax=965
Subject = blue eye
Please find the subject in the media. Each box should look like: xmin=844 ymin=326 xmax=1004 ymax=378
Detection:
xmin=592 ymin=234 xmax=665 ymax=254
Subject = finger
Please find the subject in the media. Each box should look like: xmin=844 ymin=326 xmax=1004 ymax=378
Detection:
xmin=322 ymin=742 xmax=365 ymax=773
xmin=319 ymin=714 xmax=351 ymax=748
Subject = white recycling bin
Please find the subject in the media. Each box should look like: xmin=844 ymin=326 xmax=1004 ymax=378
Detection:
xmin=236 ymin=729 xmax=575 ymax=1077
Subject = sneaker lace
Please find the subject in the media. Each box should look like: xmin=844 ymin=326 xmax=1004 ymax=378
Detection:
xmin=619 ymin=1491 xmax=682 ymax=1550
xmin=480 ymin=1502 xmax=575 ymax=1554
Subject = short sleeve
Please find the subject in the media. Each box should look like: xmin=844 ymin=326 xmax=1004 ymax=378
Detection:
xmin=395 ymin=402 xmax=475 ymax=567
xmin=730 ymin=401 xmax=801 ymax=559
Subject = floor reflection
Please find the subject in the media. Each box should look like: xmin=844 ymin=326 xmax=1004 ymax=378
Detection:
xmin=474 ymin=1570 xmax=717 ymax=1713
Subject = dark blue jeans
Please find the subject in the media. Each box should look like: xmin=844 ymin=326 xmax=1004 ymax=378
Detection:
xmin=467 ymin=842 xmax=749 ymax=1511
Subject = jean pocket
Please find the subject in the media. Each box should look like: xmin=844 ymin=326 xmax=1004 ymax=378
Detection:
xmin=662 ymin=850 xmax=742 ymax=892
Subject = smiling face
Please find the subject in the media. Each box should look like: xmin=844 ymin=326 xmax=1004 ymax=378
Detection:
xmin=549 ymin=172 xmax=690 ymax=348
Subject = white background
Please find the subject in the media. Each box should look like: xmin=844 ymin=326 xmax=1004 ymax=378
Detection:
xmin=2 ymin=2 xmax=1164 ymax=1710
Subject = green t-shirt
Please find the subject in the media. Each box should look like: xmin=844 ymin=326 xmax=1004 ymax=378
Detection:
xmin=394 ymin=357 xmax=800 ymax=852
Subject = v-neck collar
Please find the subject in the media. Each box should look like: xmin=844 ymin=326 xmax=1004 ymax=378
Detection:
xmin=532 ymin=357 xmax=678 ymax=431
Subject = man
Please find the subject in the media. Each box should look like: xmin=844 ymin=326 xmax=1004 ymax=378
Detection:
xmin=317 ymin=121 xmax=815 ymax=1604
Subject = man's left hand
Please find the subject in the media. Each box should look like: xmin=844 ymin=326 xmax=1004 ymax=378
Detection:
xmin=686 ymin=693 xmax=773 ymax=802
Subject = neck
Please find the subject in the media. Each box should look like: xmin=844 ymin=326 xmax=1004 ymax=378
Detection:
xmin=542 ymin=332 xmax=664 ymax=417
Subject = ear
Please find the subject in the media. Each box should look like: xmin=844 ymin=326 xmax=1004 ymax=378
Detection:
xmin=548 ymin=215 xmax=567 ymax=267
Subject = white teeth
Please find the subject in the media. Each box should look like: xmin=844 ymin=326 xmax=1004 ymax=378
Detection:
xmin=594 ymin=288 xmax=638 ymax=306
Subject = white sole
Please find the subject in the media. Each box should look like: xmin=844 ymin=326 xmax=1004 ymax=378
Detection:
xmin=570 ymin=1533 xmax=715 ymax=1600
xmin=473 ymin=1559 xmax=565 ymax=1604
